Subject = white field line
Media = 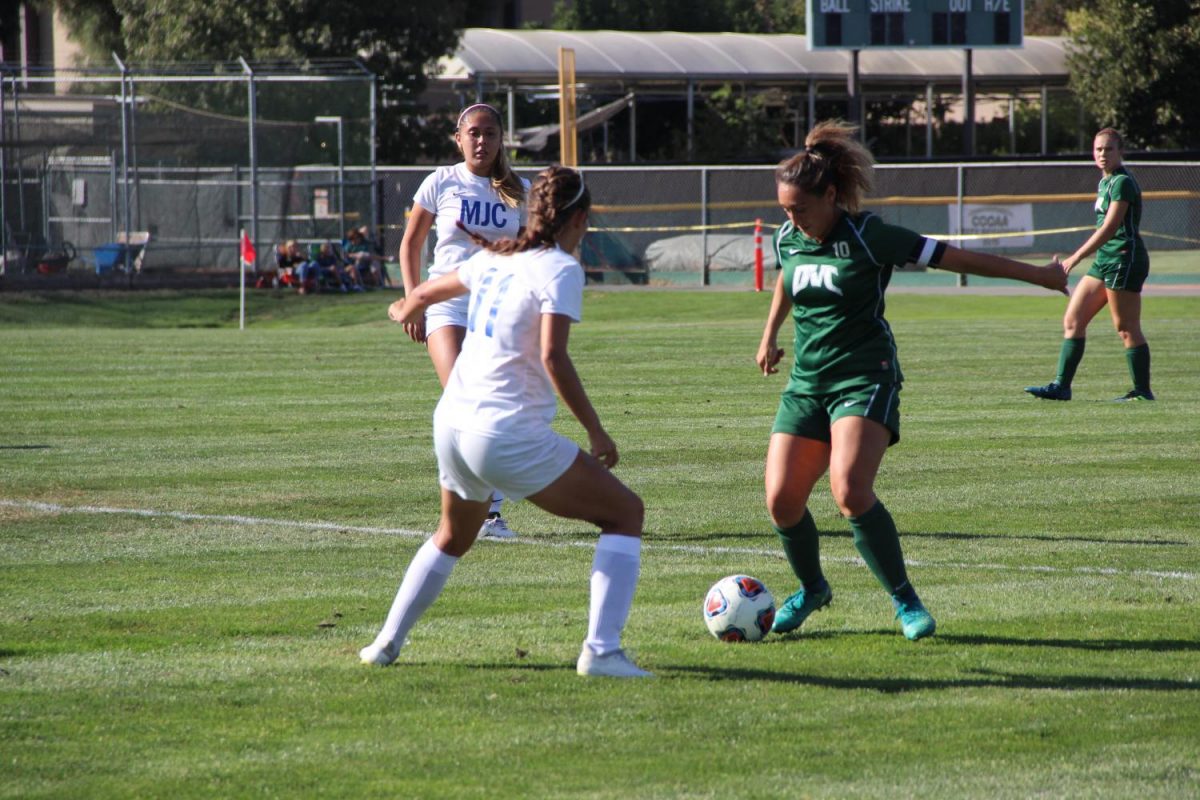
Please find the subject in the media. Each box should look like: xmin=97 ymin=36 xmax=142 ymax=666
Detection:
xmin=3 ymin=499 xmax=1196 ymax=582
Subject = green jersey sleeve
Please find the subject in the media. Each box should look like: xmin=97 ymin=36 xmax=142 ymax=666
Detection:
xmin=859 ymin=216 xmax=945 ymax=269
xmin=1110 ymin=174 xmax=1136 ymax=204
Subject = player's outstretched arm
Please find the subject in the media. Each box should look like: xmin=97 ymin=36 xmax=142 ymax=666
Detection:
xmin=937 ymin=247 xmax=1069 ymax=295
xmin=540 ymin=312 xmax=618 ymax=468
xmin=387 ymin=272 xmax=468 ymax=326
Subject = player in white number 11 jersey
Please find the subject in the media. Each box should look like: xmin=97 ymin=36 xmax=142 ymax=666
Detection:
xmin=361 ymin=166 xmax=651 ymax=678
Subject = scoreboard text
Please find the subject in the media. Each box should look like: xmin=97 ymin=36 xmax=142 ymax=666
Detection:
xmin=807 ymin=0 xmax=1024 ymax=49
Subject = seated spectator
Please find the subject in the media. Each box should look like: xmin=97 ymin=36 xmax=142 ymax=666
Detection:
xmin=275 ymin=240 xmax=316 ymax=293
xmin=315 ymin=241 xmax=364 ymax=293
xmin=345 ymin=226 xmax=389 ymax=287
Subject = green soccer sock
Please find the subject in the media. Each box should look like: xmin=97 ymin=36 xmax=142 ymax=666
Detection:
xmin=774 ymin=510 xmax=825 ymax=588
xmin=849 ymin=500 xmax=910 ymax=594
xmin=1125 ymin=343 xmax=1151 ymax=393
xmin=1055 ymin=337 xmax=1086 ymax=387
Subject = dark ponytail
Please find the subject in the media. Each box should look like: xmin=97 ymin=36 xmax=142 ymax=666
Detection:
xmin=775 ymin=120 xmax=874 ymax=213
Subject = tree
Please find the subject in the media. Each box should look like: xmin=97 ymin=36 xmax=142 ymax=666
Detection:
xmin=692 ymin=85 xmax=785 ymax=162
xmin=46 ymin=0 xmax=474 ymax=163
xmin=1066 ymin=0 xmax=1200 ymax=149
xmin=1025 ymin=0 xmax=1095 ymax=35
xmin=38 ymin=0 xmax=125 ymax=62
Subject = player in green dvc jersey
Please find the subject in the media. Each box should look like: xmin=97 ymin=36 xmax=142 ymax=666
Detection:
xmin=756 ymin=121 xmax=1068 ymax=641
xmin=1025 ymin=128 xmax=1154 ymax=402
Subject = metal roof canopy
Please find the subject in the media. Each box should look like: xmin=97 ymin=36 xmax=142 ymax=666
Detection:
xmin=433 ymin=29 xmax=1072 ymax=161
xmin=436 ymin=29 xmax=1071 ymax=90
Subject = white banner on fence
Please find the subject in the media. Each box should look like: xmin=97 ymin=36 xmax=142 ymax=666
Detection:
xmin=947 ymin=203 xmax=1034 ymax=249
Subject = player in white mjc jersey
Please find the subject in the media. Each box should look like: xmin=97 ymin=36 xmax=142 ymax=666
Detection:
xmin=361 ymin=167 xmax=651 ymax=678
xmin=399 ymin=103 xmax=531 ymax=539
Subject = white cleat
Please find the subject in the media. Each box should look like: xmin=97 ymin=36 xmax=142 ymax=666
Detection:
xmin=359 ymin=640 xmax=400 ymax=666
xmin=576 ymin=647 xmax=653 ymax=678
xmin=479 ymin=515 xmax=517 ymax=539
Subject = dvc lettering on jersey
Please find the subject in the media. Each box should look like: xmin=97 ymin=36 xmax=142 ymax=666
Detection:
xmin=460 ymin=199 xmax=509 ymax=229
xmin=792 ymin=264 xmax=843 ymax=296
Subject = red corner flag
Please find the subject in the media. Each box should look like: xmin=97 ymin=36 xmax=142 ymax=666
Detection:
xmin=240 ymin=230 xmax=257 ymax=265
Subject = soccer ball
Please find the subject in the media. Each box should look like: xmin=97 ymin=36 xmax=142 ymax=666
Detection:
xmin=703 ymin=574 xmax=775 ymax=642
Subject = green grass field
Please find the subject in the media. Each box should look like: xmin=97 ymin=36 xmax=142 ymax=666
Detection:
xmin=2 ymin=288 xmax=1198 ymax=798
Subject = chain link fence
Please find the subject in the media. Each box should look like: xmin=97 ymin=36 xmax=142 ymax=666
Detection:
xmin=4 ymin=64 xmax=1198 ymax=289
xmin=381 ymin=161 xmax=1200 ymax=288
xmin=1 ymin=62 xmax=376 ymax=281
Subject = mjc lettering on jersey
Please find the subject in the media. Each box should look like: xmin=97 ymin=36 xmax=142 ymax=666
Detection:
xmin=460 ymin=199 xmax=513 ymax=230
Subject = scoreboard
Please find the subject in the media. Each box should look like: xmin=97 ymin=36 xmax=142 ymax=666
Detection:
xmin=807 ymin=0 xmax=1024 ymax=50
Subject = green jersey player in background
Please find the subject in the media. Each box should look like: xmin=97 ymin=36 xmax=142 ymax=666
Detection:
xmin=1025 ymin=128 xmax=1154 ymax=402
xmin=756 ymin=121 xmax=1068 ymax=641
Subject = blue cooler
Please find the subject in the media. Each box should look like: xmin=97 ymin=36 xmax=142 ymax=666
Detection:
xmin=94 ymin=243 xmax=125 ymax=274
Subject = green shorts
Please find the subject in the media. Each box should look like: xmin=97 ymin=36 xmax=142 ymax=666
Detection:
xmin=1087 ymin=250 xmax=1149 ymax=292
xmin=772 ymin=382 xmax=901 ymax=446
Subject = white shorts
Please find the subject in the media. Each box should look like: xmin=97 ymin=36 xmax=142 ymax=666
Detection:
xmin=434 ymin=421 xmax=580 ymax=503
xmin=424 ymin=292 xmax=469 ymax=337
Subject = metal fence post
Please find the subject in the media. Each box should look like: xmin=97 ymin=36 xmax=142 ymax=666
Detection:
xmin=13 ymin=77 xmax=26 ymax=241
xmin=113 ymin=54 xmax=132 ymax=278
xmin=1 ymin=72 xmax=7 ymax=272
xmin=700 ymin=167 xmax=709 ymax=287
xmin=369 ymin=70 xmax=378 ymax=238
xmin=956 ymin=163 xmax=967 ymax=287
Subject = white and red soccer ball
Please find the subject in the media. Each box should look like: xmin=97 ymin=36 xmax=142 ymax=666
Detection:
xmin=703 ymin=574 xmax=775 ymax=642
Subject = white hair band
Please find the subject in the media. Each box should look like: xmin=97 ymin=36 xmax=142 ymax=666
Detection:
xmin=560 ymin=174 xmax=586 ymax=210
xmin=457 ymin=103 xmax=500 ymax=129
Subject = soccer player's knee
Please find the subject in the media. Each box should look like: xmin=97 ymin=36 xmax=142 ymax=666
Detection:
xmin=765 ymin=492 xmax=803 ymax=528
xmin=616 ymin=493 xmax=644 ymax=533
xmin=1114 ymin=321 xmax=1140 ymax=345
xmin=831 ymin=480 xmax=873 ymax=518
xmin=595 ymin=490 xmax=643 ymax=533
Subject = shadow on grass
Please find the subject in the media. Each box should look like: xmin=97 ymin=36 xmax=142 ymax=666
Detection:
xmin=0 ymin=445 xmax=52 ymax=450
xmin=669 ymin=663 xmax=1200 ymax=693
xmin=906 ymin=530 xmax=1188 ymax=547
xmin=657 ymin=529 xmax=1185 ymax=547
xmin=770 ymin=629 xmax=1200 ymax=654
xmin=373 ymin=657 xmax=1199 ymax=693
xmin=936 ymin=633 xmax=1200 ymax=653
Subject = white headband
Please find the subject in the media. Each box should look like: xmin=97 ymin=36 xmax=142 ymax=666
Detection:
xmin=457 ymin=103 xmax=500 ymax=129
xmin=560 ymin=173 xmax=586 ymax=211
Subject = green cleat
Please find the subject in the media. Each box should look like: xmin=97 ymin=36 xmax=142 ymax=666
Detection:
xmin=770 ymin=584 xmax=832 ymax=634
xmin=1114 ymin=389 xmax=1155 ymax=402
xmin=892 ymin=595 xmax=936 ymax=641
xmin=1024 ymin=381 xmax=1071 ymax=401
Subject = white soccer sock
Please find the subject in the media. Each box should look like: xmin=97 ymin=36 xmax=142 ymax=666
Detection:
xmin=488 ymin=493 xmax=504 ymax=516
xmin=373 ymin=538 xmax=459 ymax=650
xmin=585 ymin=534 xmax=642 ymax=656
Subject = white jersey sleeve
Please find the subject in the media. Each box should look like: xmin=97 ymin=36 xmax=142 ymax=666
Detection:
xmin=536 ymin=249 xmax=584 ymax=322
xmin=437 ymin=245 xmax=584 ymax=438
